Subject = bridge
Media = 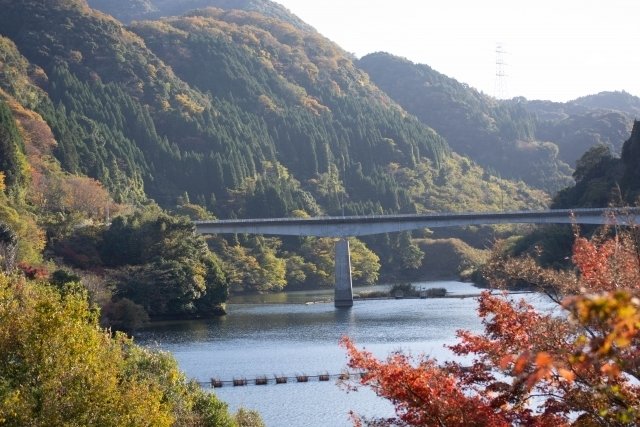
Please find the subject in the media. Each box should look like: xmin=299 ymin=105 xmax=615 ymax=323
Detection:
xmin=195 ymin=208 xmax=639 ymax=307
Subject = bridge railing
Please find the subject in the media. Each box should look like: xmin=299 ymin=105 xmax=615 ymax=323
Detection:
xmin=194 ymin=208 xmax=639 ymax=238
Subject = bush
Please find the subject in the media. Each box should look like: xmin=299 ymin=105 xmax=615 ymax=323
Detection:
xmin=0 ymin=273 xmax=242 ymax=426
xmin=389 ymin=282 xmax=418 ymax=298
xmin=235 ymin=407 xmax=266 ymax=427
xmin=101 ymin=297 xmax=150 ymax=333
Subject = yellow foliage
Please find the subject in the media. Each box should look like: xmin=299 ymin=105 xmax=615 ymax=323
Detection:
xmin=302 ymin=96 xmax=330 ymax=115
xmin=0 ymin=275 xmax=237 ymax=426
xmin=258 ymin=94 xmax=278 ymax=112
xmin=0 ymin=275 xmax=174 ymax=425
xmin=0 ymin=172 xmax=5 ymax=192
xmin=175 ymin=93 xmax=205 ymax=114
xmin=0 ymin=202 xmax=45 ymax=265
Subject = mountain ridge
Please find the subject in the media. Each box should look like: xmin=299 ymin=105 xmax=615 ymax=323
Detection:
xmin=358 ymin=52 xmax=636 ymax=193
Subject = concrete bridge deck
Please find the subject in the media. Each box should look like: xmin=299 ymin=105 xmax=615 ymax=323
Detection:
xmin=194 ymin=208 xmax=639 ymax=237
xmin=195 ymin=208 xmax=639 ymax=307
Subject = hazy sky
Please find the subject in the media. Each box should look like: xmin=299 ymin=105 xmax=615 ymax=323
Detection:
xmin=273 ymin=0 xmax=640 ymax=102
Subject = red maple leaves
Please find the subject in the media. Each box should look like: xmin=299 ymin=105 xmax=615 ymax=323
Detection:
xmin=342 ymin=225 xmax=640 ymax=426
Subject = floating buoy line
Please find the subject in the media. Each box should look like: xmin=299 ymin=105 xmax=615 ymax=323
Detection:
xmin=198 ymin=371 xmax=365 ymax=388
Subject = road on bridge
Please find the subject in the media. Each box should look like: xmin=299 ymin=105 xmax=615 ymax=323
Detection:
xmin=195 ymin=207 xmax=639 ymax=307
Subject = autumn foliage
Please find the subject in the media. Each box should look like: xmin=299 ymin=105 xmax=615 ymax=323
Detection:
xmin=342 ymin=223 xmax=640 ymax=426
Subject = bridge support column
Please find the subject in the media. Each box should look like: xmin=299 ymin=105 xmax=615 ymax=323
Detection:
xmin=334 ymin=237 xmax=353 ymax=308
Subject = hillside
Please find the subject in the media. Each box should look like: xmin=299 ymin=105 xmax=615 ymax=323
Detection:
xmin=357 ymin=52 xmax=573 ymax=194
xmin=0 ymin=0 xmax=546 ymax=219
xmin=0 ymin=0 xmax=554 ymax=308
xmin=553 ymin=120 xmax=640 ymax=208
xmin=87 ymin=0 xmax=313 ymax=30
xmin=358 ymin=52 xmax=637 ymax=194
xmin=572 ymin=91 xmax=640 ymax=117
xmin=505 ymin=120 xmax=640 ymax=272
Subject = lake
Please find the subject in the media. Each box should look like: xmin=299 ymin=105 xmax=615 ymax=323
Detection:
xmin=136 ymin=281 xmax=555 ymax=426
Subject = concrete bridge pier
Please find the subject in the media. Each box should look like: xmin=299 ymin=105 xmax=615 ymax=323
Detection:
xmin=334 ymin=237 xmax=353 ymax=308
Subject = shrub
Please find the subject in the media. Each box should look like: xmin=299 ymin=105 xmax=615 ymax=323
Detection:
xmin=0 ymin=273 xmax=242 ymax=426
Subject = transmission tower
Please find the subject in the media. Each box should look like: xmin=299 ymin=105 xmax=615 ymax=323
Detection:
xmin=494 ymin=43 xmax=508 ymax=99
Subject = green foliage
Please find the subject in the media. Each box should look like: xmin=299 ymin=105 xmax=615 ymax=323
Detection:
xmin=551 ymin=137 xmax=630 ymax=209
xmin=0 ymin=222 xmax=17 ymax=272
xmin=0 ymin=99 xmax=27 ymax=193
xmin=0 ymin=0 xmax=556 ymax=292
xmin=415 ymin=237 xmax=489 ymax=281
xmin=213 ymin=236 xmax=287 ymax=292
xmin=101 ymin=208 xmax=228 ymax=317
xmin=573 ymin=144 xmax=615 ymax=183
xmin=234 ymin=407 xmax=266 ymax=427
xmin=358 ymin=52 xmax=574 ymax=194
xmin=226 ymin=161 xmax=322 ymax=218
xmin=175 ymin=202 xmax=216 ymax=220
xmin=101 ymin=297 xmax=149 ymax=333
xmin=621 ymin=120 xmax=640 ymax=201
xmin=369 ymin=231 xmax=424 ymax=279
xmin=0 ymin=273 xmax=238 ymax=426
xmin=49 ymin=268 xmax=81 ymax=290
xmin=0 ymin=197 xmax=45 ymax=267
xmin=348 ymin=238 xmax=380 ymax=285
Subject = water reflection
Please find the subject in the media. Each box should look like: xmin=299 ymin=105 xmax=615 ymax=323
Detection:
xmin=227 ymin=280 xmax=484 ymax=304
xmin=333 ymin=306 xmax=355 ymax=324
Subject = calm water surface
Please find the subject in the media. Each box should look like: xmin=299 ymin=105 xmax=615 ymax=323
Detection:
xmin=136 ymin=282 xmax=555 ymax=427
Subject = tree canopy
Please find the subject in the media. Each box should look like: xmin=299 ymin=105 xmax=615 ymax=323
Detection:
xmin=343 ymin=223 xmax=640 ymax=426
xmin=0 ymin=273 xmax=240 ymax=426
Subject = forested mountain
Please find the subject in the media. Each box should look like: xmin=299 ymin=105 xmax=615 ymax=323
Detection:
xmin=504 ymin=121 xmax=640 ymax=272
xmin=0 ymin=0 xmax=546 ymax=219
xmin=531 ymin=109 xmax=632 ymax=165
xmin=87 ymin=0 xmax=313 ymax=30
xmin=525 ymin=91 xmax=640 ymax=120
xmin=357 ymin=52 xmax=573 ymax=194
xmin=0 ymin=0 xmax=553 ymax=320
xmin=358 ymin=52 xmax=638 ymax=194
xmin=0 ymin=2 xmax=636 ymax=421
xmin=572 ymin=91 xmax=640 ymax=117
xmin=521 ymin=92 xmax=635 ymax=166
xmin=553 ymin=120 xmax=640 ymax=208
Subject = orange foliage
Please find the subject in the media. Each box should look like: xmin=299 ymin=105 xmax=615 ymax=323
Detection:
xmin=63 ymin=175 xmax=112 ymax=218
xmin=341 ymin=337 xmax=513 ymax=427
xmin=343 ymin=225 xmax=640 ymax=426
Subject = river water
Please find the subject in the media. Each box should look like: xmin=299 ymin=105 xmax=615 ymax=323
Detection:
xmin=136 ymin=281 xmax=556 ymax=426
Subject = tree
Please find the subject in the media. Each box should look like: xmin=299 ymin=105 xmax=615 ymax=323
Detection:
xmin=0 ymin=222 xmax=17 ymax=272
xmin=0 ymin=273 xmax=239 ymax=426
xmin=0 ymin=99 xmax=26 ymax=191
xmin=101 ymin=209 xmax=228 ymax=318
xmin=214 ymin=237 xmax=287 ymax=293
xmin=342 ymin=223 xmax=640 ymax=426
xmin=349 ymin=238 xmax=380 ymax=286
xmin=573 ymin=144 xmax=614 ymax=183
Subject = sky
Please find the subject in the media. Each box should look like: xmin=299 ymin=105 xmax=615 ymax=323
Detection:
xmin=273 ymin=0 xmax=640 ymax=102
